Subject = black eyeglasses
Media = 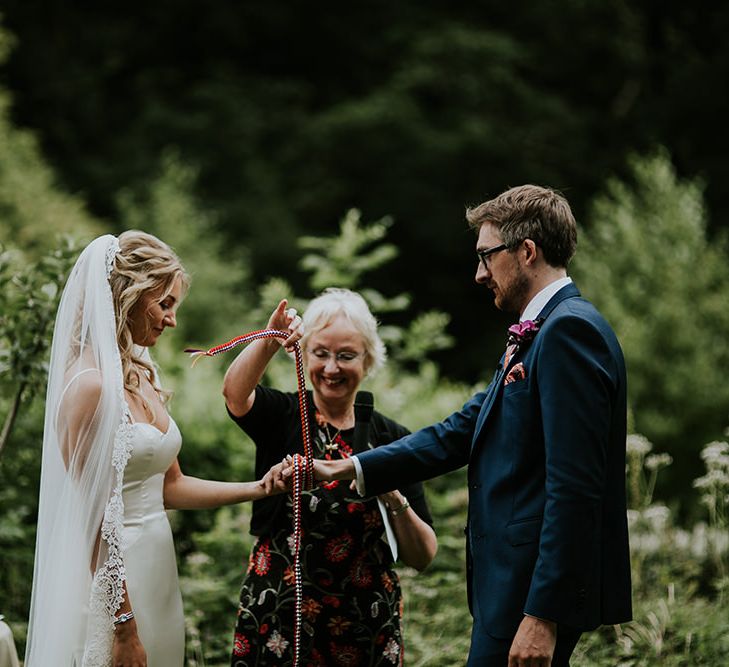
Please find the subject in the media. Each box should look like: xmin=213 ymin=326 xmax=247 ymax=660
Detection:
xmin=476 ymin=243 xmax=509 ymax=270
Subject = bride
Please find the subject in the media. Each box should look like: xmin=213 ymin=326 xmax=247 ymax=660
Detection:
xmin=24 ymin=232 xmax=299 ymax=666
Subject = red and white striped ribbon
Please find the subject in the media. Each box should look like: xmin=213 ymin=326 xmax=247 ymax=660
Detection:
xmin=186 ymin=329 xmax=314 ymax=666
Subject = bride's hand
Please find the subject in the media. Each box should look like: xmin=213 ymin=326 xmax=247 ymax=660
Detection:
xmin=112 ymin=619 xmax=147 ymax=667
xmin=262 ymin=458 xmax=293 ymax=495
xmin=266 ymin=299 xmax=304 ymax=352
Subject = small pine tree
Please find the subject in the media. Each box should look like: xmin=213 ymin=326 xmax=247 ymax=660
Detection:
xmin=574 ymin=149 xmax=729 ymax=502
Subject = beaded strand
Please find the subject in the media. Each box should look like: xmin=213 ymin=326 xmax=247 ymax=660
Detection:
xmin=186 ymin=329 xmax=314 ymax=666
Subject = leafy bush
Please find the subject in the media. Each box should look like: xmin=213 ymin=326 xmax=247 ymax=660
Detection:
xmin=574 ymin=150 xmax=729 ymax=508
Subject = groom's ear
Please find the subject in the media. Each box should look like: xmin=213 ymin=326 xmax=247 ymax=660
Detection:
xmin=522 ymin=238 xmax=539 ymax=266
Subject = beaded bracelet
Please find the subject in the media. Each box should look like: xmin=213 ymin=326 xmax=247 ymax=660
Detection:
xmin=113 ymin=611 xmax=135 ymax=625
xmin=390 ymin=499 xmax=410 ymax=517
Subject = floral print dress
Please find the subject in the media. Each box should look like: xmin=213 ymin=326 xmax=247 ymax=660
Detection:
xmin=231 ymin=411 xmax=409 ymax=667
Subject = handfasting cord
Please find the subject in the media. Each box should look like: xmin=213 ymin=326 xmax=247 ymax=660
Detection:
xmin=186 ymin=329 xmax=314 ymax=666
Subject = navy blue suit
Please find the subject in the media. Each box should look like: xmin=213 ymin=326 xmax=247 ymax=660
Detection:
xmin=358 ymin=284 xmax=631 ymax=649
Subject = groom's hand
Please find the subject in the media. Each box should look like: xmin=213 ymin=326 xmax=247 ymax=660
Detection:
xmin=508 ymin=614 xmax=557 ymax=667
xmin=280 ymin=457 xmax=356 ymax=483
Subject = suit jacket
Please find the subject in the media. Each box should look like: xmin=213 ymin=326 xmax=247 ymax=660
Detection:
xmin=357 ymin=283 xmax=632 ymax=638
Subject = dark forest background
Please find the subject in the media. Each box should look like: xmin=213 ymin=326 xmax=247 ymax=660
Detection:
xmin=3 ymin=1 xmax=729 ymax=381
xmin=2 ymin=3 xmax=729 ymax=664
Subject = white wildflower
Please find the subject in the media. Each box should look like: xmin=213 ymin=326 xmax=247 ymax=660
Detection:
xmin=694 ymin=469 xmax=729 ymax=489
xmin=645 ymin=453 xmax=673 ymax=471
xmin=643 ymin=504 xmax=670 ymax=527
xmin=700 ymin=441 xmax=729 ymax=466
xmin=626 ymin=434 xmax=652 ymax=456
xmin=186 ymin=552 xmax=212 ymax=567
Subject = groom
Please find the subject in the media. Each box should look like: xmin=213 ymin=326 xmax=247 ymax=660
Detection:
xmin=305 ymin=184 xmax=632 ymax=665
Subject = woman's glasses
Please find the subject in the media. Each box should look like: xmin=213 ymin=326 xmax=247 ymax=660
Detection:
xmin=307 ymin=348 xmax=363 ymax=365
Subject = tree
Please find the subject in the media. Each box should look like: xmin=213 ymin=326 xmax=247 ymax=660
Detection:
xmin=574 ymin=149 xmax=729 ymax=506
xmin=9 ymin=1 xmax=721 ymax=381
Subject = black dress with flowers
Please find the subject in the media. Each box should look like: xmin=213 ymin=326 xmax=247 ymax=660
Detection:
xmin=228 ymin=386 xmax=433 ymax=667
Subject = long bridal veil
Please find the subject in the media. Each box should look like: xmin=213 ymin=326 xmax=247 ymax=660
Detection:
xmin=25 ymin=235 xmax=133 ymax=666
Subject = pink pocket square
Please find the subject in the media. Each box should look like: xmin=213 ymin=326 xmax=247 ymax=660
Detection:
xmin=504 ymin=362 xmax=527 ymax=385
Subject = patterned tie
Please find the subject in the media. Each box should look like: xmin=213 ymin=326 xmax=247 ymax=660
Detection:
xmin=503 ymin=341 xmax=517 ymax=369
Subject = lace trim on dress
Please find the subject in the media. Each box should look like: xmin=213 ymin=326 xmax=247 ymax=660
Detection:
xmin=82 ymin=236 xmax=133 ymax=667
xmin=82 ymin=415 xmax=133 ymax=666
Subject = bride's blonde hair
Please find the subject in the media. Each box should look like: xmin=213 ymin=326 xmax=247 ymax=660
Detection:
xmin=108 ymin=230 xmax=189 ymax=410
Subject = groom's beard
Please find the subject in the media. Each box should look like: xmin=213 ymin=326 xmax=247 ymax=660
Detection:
xmin=494 ymin=265 xmax=530 ymax=315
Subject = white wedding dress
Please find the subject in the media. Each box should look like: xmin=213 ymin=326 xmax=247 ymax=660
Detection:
xmin=25 ymin=236 xmax=188 ymax=667
xmin=121 ymin=417 xmax=185 ymax=666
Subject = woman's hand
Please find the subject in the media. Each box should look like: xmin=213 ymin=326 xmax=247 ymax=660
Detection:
xmin=378 ymin=490 xmax=407 ymax=512
xmin=223 ymin=297 xmax=303 ymax=417
xmin=266 ymin=299 xmax=304 ymax=351
xmin=112 ymin=619 xmax=147 ymax=667
xmin=378 ymin=489 xmax=438 ymax=571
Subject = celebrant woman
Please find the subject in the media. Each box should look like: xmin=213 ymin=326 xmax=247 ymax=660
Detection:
xmin=223 ymin=288 xmax=438 ymax=666
xmin=25 ymin=231 xmax=289 ymax=667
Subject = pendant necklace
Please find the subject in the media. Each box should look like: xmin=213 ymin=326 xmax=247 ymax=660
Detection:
xmin=323 ymin=422 xmax=341 ymax=452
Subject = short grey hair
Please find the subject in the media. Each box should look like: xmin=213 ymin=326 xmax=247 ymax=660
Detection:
xmin=301 ymin=288 xmax=386 ymax=375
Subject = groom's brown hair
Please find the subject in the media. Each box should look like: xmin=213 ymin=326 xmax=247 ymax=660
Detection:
xmin=466 ymin=184 xmax=577 ymax=268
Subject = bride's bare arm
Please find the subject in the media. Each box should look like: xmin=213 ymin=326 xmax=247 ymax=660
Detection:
xmin=112 ymin=580 xmax=147 ymax=667
xmin=58 ymin=369 xmax=102 ymax=472
xmin=162 ymin=458 xmax=275 ymax=509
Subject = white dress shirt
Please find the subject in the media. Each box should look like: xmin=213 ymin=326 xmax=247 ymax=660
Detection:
xmin=519 ymin=276 xmax=572 ymax=323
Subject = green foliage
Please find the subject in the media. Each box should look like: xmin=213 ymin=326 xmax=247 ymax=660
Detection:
xmin=625 ymin=434 xmax=673 ymax=511
xmin=398 ymin=470 xmax=471 ymax=666
xmin=117 ymin=151 xmax=253 ymax=349
xmin=573 ymin=437 xmax=729 ymax=665
xmin=173 ymin=209 xmax=473 ymax=664
xmin=178 ymin=504 xmax=257 ymax=665
xmin=0 ymin=24 xmax=103 ymax=644
xmin=574 ymin=150 xmax=729 ymax=502
xmin=299 ymin=209 xmax=398 ymax=294
xmin=693 ymin=440 xmax=729 ymax=533
xmin=0 ymin=399 xmax=45 ymax=649
xmin=0 ymin=241 xmax=78 ymax=398
xmin=7 ymin=1 xmax=708 ymax=382
xmin=0 ymin=14 xmax=101 ymax=457
xmin=692 ymin=439 xmax=729 ymax=591
xmin=0 ymin=24 xmax=98 ymax=254
xmin=576 ymin=592 xmax=729 ymax=666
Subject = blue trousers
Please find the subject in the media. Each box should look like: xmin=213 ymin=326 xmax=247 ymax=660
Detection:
xmin=467 ymin=619 xmax=581 ymax=666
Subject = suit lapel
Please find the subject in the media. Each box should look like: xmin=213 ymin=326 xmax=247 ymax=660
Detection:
xmin=470 ymin=283 xmax=582 ymax=453
xmin=471 ymin=365 xmax=505 ymax=450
